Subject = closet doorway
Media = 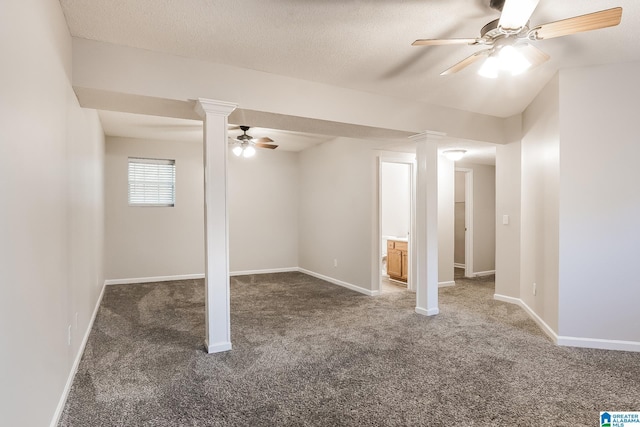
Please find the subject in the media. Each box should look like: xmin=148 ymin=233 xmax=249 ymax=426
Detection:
xmin=455 ymin=168 xmax=473 ymax=278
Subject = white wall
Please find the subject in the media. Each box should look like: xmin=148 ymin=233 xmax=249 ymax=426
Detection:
xmin=104 ymin=137 xmax=205 ymax=280
xmin=0 ymin=1 xmax=105 ymax=425
xmin=229 ymin=149 xmax=299 ymax=272
xmin=298 ymin=137 xmax=376 ymax=289
xmin=105 ymin=137 xmax=300 ymax=280
xmin=520 ymin=74 xmax=560 ymax=333
xmin=456 ymin=162 xmax=496 ymax=274
xmin=558 ymin=62 xmax=640 ymax=343
xmin=495 ymin=142 xmax=521 ymax=298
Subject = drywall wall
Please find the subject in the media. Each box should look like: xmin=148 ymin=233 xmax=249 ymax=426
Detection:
xmin=454 ymin=171 xmax=465 ymax=265
xmin=381 ymin=162 xmax=410 ymax=239
xmin=456 ymin=162 xmax=496 ymax=274
xmin=558 ymin=62 xmax=640 ymax=343
xmin=104 ymin=137 xmax=205 ymax=280
xmin=229 ymin=149 xmax=299 ymax=272
xmin=495 ymin=142 xmax=521 ymax=299
xmin=298 ymin=137 xmax=376 ymax=289
xmin=520 ymin=74 xmax=560 ymax=333
xmin=104 ymin=137 xmax=300 ymax=280
xmin=0 ymin=1 xmax=105 ymax=425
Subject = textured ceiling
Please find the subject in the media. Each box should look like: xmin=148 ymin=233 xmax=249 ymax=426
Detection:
xmin=61 ymin=0 xmax=640 ymax=119
xmin=63 ymin=0 xmax=639 ymax=163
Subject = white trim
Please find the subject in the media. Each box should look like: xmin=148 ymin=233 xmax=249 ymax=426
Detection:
xmin=105 ymin=274 xmax=204 ymax=285
xmin=299 ymin=268 xmax=376 ymax=296
xmin=50 ymin=282 xmax=106 ymax=427
xmin=230 ymin=267 xmax=299 ymax=277
xmin=494 ymin=294 xmax=640 ymax=352
xmin=493 ymin=294 xmax=558 ymax=343
xmin=415 ymin=307 xmax=439 ymax=316
xmin=473 ymin=270 xmax=496 ymax=277
xmin=438 ymin=281 xmax=456 ymax=288
xmin=556 ymin=336 xmax=640 ymax=353
xmin=205 ymin=340 xmax=232 ymax=353
xmin=493 ymin=293 xmax=520 ymax=305
xmin=454 ymin=263 xmax=466 ymax=269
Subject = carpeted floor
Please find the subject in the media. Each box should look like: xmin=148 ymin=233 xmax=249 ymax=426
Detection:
xmin=59 ymin=272 xmax=640 ymax=426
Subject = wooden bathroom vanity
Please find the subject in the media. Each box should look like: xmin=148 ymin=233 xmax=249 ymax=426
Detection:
xmin=386 ymin=239 xmax=408 ymax=283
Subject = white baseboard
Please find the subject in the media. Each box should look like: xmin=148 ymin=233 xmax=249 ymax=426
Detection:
xmin=205 ymin=340 xmax=232 ymax=353
xmin=415 ymin=307 xmax=439 ymax=316
xmin=439 ymin=280 xmax=455 ymax=288
xmin=105 ymin=273 xmax=204 ymax=285
xmin=556 ymin=336 xmax=640 ymax=353
xmin=454 ymin=263 xmax=466 ymax=269
xmin=230 ymin=267 xmax=299 ymax=277
xmin=473 ymin=270 xmax=496 ymax=277
xmin=298 ymin=268 xmax=376 ymax=296
xmin=493 ymin=294 xmax=521 ymax=305
xmin=50 ymin=282 xmax=106 ymax=427
xmin=493 ymin=293 xmax=558 ymax=343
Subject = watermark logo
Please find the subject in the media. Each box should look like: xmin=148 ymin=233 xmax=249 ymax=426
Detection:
xmin=601 ymin=412 xmax=640 ymax=427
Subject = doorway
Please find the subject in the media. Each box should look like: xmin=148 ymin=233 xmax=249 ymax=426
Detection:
xmin=455 ymin=168 xmax=473 ymax=278
xmin=378 ymin=159 xmax=415 ymax=294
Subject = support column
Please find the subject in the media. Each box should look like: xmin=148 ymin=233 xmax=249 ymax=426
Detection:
xmin=195 ymin=98 xmax=237 ymax=353
xmin=411 ymin=131 xmax=444 ymax=316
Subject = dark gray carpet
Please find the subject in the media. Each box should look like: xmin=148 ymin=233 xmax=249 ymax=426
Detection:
xmin=59 ymin=272 xmax=640 ymax=426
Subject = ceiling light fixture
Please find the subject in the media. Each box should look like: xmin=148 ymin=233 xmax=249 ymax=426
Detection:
xmin=478 ymin=41 xmax=531 ymax=78
xmin=232 ymin=142 xmax=256 ymax=158
xmin=442 ymin=149 xmax=467 ymax=161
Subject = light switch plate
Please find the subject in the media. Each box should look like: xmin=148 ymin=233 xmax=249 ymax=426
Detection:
xmin=502 ymin=215 xmax=509 ymax=225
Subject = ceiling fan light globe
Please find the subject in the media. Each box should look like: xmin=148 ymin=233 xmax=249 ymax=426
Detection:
xmin=478 ymin=55 xmax=499 ymax=78
xmin=232 ymin=146 xmax=243 ymax=157
xmin=243 ymin=145 xmax=256 ymax=158
xmin=499 ymin=45 xmax=531 ymax=75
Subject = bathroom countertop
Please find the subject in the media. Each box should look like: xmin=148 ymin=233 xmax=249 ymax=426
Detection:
xmin=383 ymin=236 xmax=408 ymax=242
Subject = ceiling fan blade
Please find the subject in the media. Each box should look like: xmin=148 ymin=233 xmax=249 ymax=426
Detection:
xmin=498 ymin=0 xmax=539 ymax=31
xmin=440 ymin=50 xmax=490 ymax=76
xmin=255 ymin=143 xmax=278 ymax=150
xmin=255 ymin=137 xmax=274 ymax=143
xmin=412 ymin=38 xmax=480 ymax=46
xmin=518 ymin=44 xmax=550 ymax=68
xmin=228 ymin=125 xmax=241 ymax=131
xmin=532 ymin=7 xmax=622 ymax=40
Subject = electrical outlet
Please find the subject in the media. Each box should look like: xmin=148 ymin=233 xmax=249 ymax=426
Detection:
xmin=333 ymin=259 xmax=338 ymax=268
xmin=533 ymin=282 xmax=537 ymax=296
xmin=67 ymin=325 xmax=71 ymax=346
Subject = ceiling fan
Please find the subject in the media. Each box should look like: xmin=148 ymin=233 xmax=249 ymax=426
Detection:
xmin=412 ymin=0 xmax=623 ymax=77
xmin=228 ymin=125 xmax=278 ymax=158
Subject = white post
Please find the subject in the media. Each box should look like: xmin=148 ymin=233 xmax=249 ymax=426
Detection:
xmin=411 ymin=131 xmax=444 ymax=316
xmin=195 ymin=98 xmax=237 ymax=353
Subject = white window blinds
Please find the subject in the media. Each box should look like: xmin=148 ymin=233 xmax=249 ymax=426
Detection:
xmin=128 ymin=157 xmax=175 ymax=206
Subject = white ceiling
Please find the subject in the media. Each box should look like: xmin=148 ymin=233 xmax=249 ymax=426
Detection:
xmin=63 ymin=0 xmax=640 ymax=162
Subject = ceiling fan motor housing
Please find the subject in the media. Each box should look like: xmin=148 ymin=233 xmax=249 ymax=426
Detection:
xmin=490 ymin=0 xmax=505 ymax=12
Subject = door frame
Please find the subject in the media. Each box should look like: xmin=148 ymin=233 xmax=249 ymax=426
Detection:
xmin=376 ymin=157 xmax=416 ymax=293
xmin=455 ymin=167 xmax=474 ymax=278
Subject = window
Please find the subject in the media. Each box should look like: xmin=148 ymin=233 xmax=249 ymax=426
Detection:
xmin=128 ymin=157 xmax=175 ymax=206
